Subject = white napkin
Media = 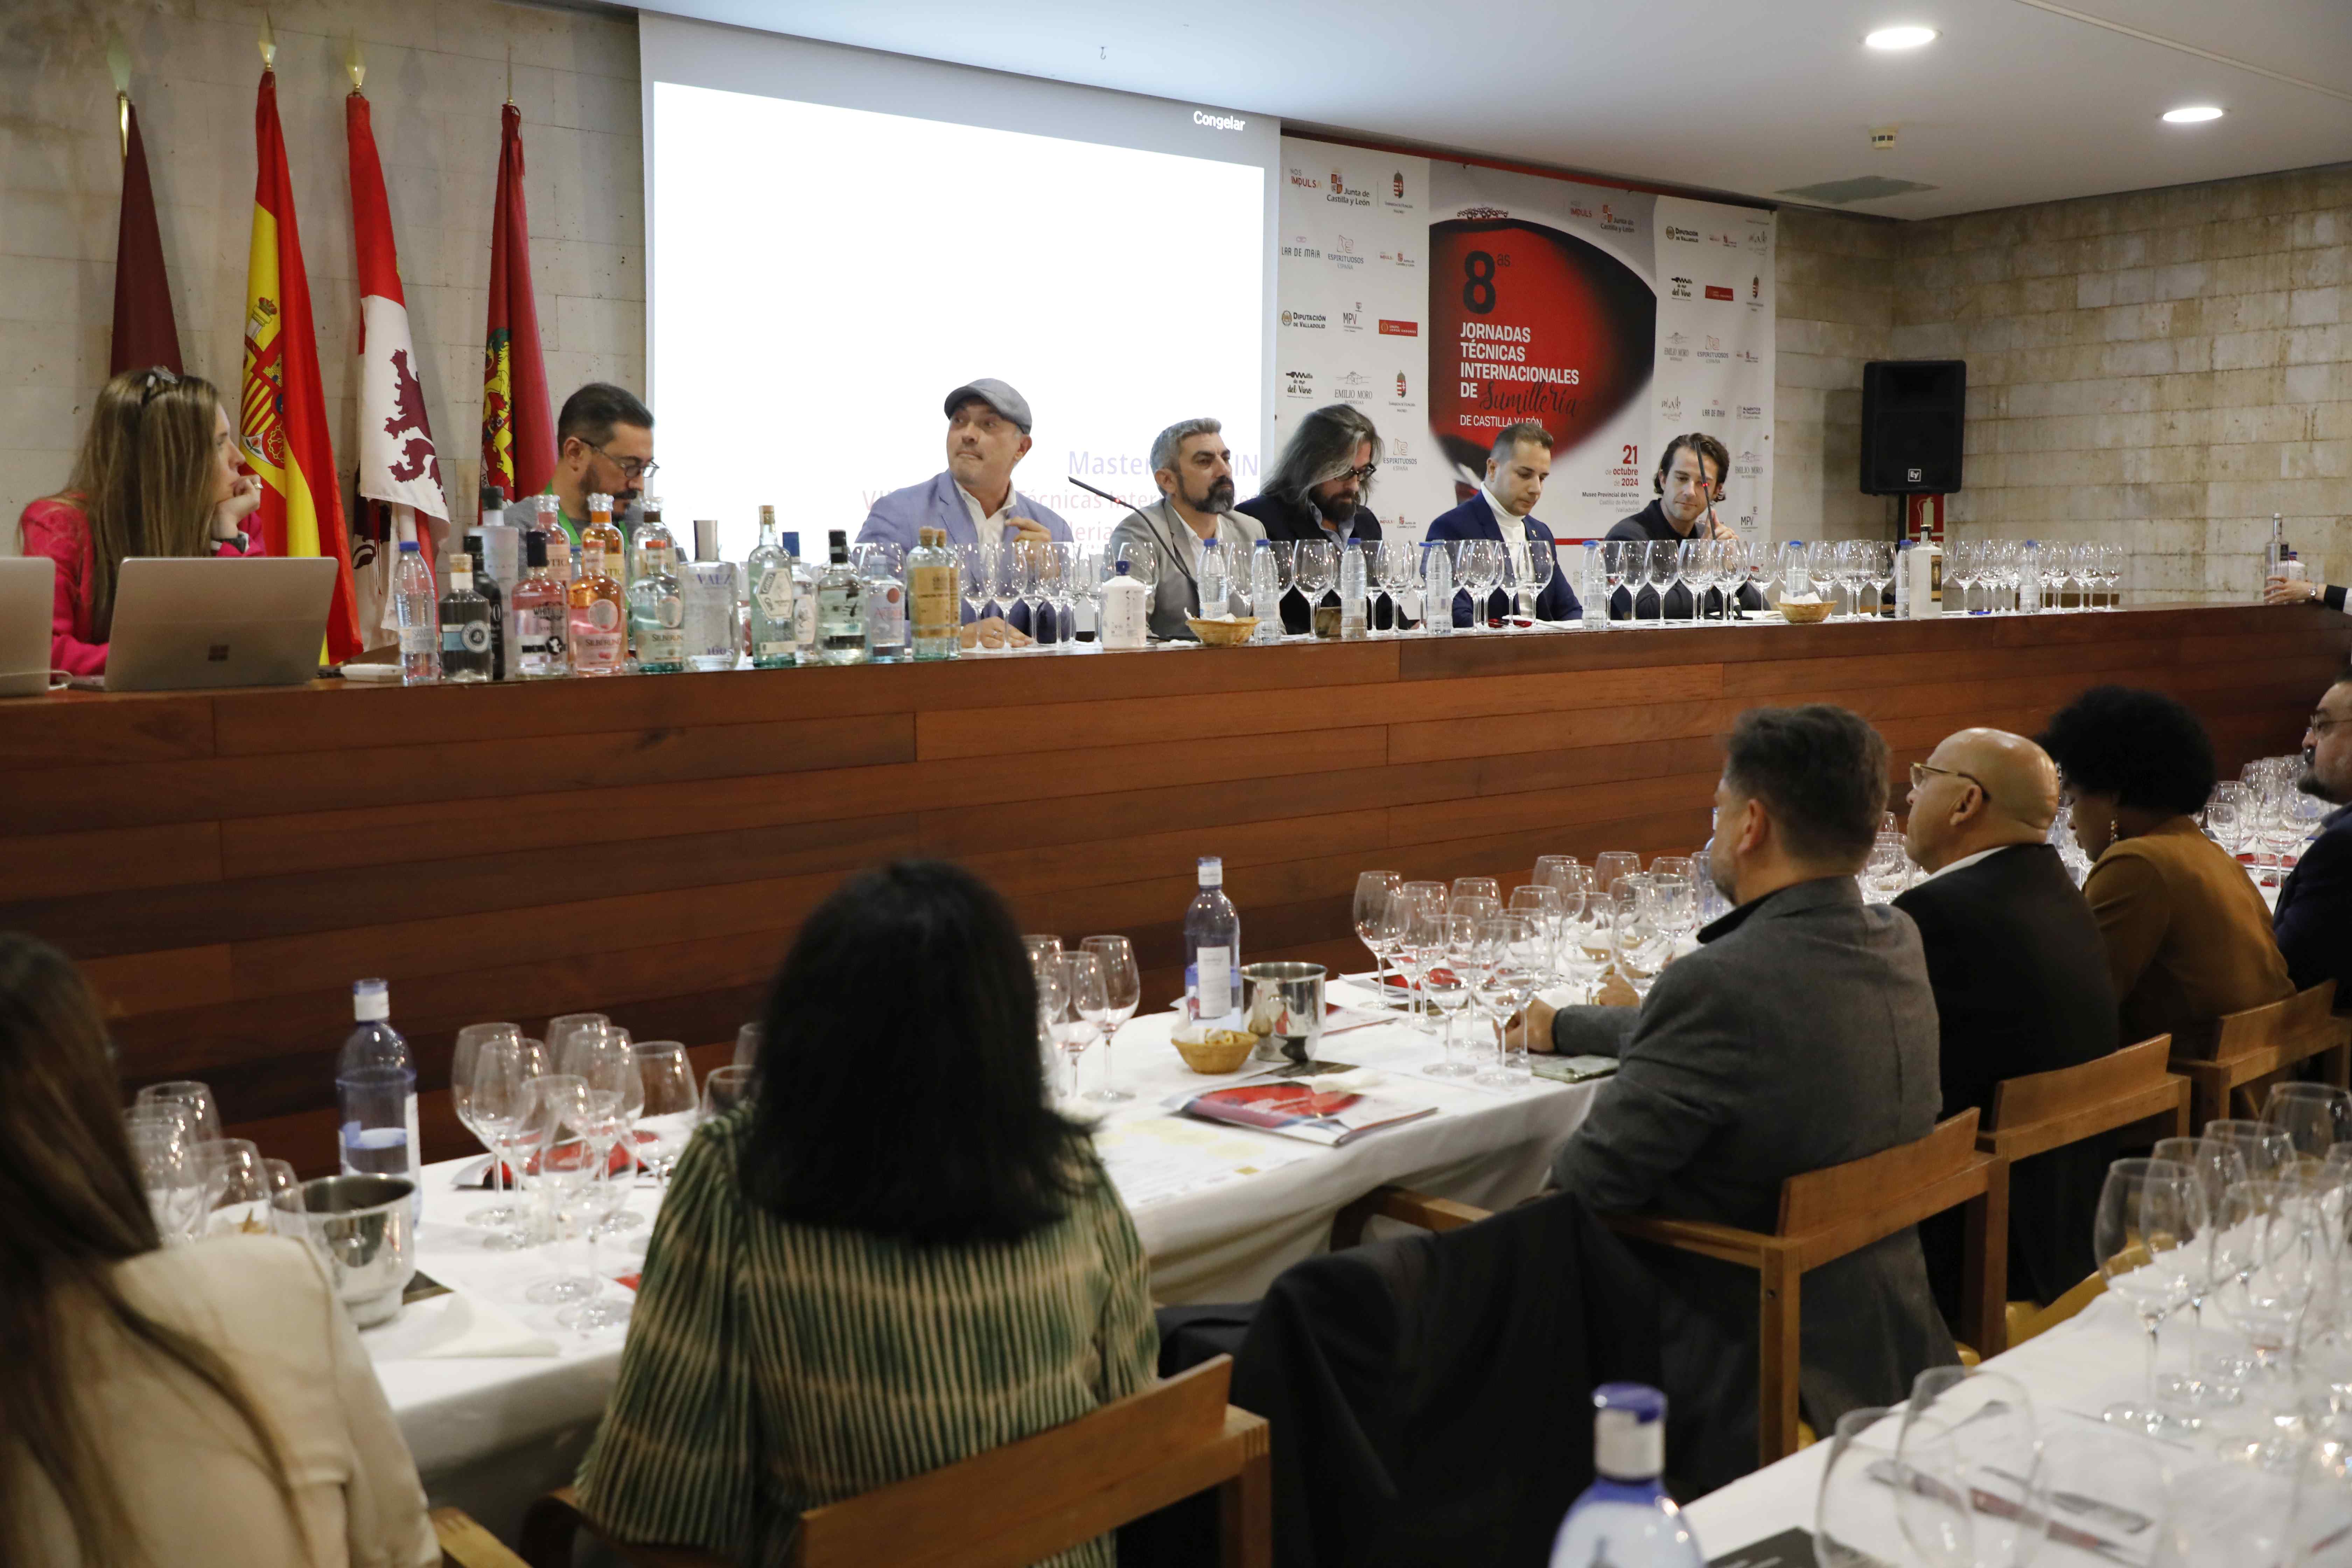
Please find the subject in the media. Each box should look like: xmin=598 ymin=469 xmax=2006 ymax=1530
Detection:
xmin=1299 ymin=1066 xmax=1385 ymax=1095
xmin=396 ymin=1289 xmax=561 ymax=1359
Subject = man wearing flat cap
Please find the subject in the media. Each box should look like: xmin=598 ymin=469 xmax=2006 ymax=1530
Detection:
xmin=857 ymin=378 xmax=1070 ymax=599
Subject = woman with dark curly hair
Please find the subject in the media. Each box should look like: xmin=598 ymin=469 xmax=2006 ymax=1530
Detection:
xmin=2038 ymin=686 xmax=2292 ymax=1046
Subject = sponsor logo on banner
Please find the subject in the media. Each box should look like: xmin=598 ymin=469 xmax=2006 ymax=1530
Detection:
xmin=1711 ymin=232 xmax=1739 ymax=248
xmin=1333 ymin=369 xmax=1373 ymax=403
xmin=1737 ymin=348 xmax=1762 ymax=364
xmin=1283 ymin=368 xmax=1316 ymax=399
xmin=1663 ymin=330 xmax=1691 ymax=361
xmin=1671 ymin=276 xmax=1694 ymax=298
xmin=1666 ymin=225 xmax=1699 ymax=243
xmin=1325 ymin=167 xmax=1370 ymax=206
xmin=1392 ymin=170 xmax=1406 ymax=198
xmin=1458 ymin=204 xmax=1510 ymax=220
xmin=1378 ymin=319 xmax=1418 ymax=336
xmin=1705 ymin=285 xmax=1735 ymax=301
xmin=1396 ymin=372 xmax=1409 ymax=397
xmin=1699 ymin=334 xmax=1728 ymax=362
xmin=1387 ymin=436 xmax=1419 ymax=470
xmin=1341 ymin=302 xmax=1362 ymax=331
xmin=1659 ymin=395 xmax=1682 ymax=418
xmin=1281 ymin=232 xmax=1323 ymax=259
xmin=1281 ymin=309 xmax=1328 ymax=330
xmin=1389 ymin=247 xmax=1417 ymax=269
xmin=1738 ymin=404 xmax=1763 ymax=419
xmin=1750 ymin=275 xmax=1763 ymax=304
xmin=1599 ymin=203 xmax=1637 ymax=233
xmin=1735 ymin=447 xmax=1764 ymax=482
xmin=1286 ymin=167 xmax=1323 ymax=191
xmin=1748 ymin=223 xmax=1771 ymax=251
xmin=1569 ymin=201 xmax=1594 ymax=220
xmin=1702 ymin=401 xmax=1727 ymax=420
xmin=1332 ymin=234 xmax=1361 ymax=266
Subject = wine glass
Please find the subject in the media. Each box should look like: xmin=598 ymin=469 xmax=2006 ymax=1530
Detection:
xmin=1032 ymin=946 xmax=1070 ymax=1067
xmin=955 ymin=542 xmax=995 ymax=642
xmin=1353 ymin=871 xmax=1405 ymax=1001
xmin=1057 ymin=953 xmax=1109 ymax=1103
xmin=1862 ymin=832 xmax=1914 ymax=903
xmin=1593 ymin=851 xmax=1642 ymax=893
xmin=564 ymin=1024 xmax=647 ymax=1238
xmin=1047 ymin=541 xmax=1085 ymax=648
xmin=560 ymin=1084 xmax=636 ymax=1332
xmin=1640 ymin=538 xmax=1678 ymax=624
xmin=195 ymin=1137 xmax=271 ymax=1237
xmin=2097 ymin=543 xmax=2126 ymax=608
xmin=1508 ymin=883 xmax=1564 ymax=982
xmin=1423 ymin=910 xmax=1481 ymax=1076
xmin=1080 ymin=934 xmax=1142 ymax=1103
xmin=2208 ymin=1118 xmax=2297 ymax=1182
xmin=1479 ymin=912 xmax=1545 ymax=1087
xmin=2095 ymin=1156 xmax=2203 ymax=1435
xmin=1816 ymin=1407 xmax=1919 ymax=1568
xmin=700 ymin=1065 xmax=754 ymax=1119
xmin=520 ymin=1074 xmax=596 ymax=1306
xmin=2264 ymin=1082 xmax=2352 ymax=1179
xmin=1458 ymin=540 xmax=1500 ymax=629
xmin=264 ymin=1157 xmax=328 ymax=1266
xmin=1863 ymin=540 xmax=1895 ymax=620
xmin=2152 ymin=1134 xmax=2255 ymax=1403
xmin=136 ymin=1080 xmax=225 ymax=1144
xmin=1608 ymin=883 xmax=1673 ymax=998
xmin=1453 ymin=876 xmax=1501 ymax=904
xmin=632 ymin=1042 xmax=699 ymax=1191
xmin=1373 ymin=539 xmax=1416 ymax=630
xmin=453 ymin=1022 xmax=525 ymax=1226
xmin=1393 ymin=890 xmax=1447 ymax=1033
xmin=1900 ymin=1366 xmax=2044 ymax=1568
xmin=1599 ymin=540 xmax=1633 ymax=621
xmin=2213 ymin=1179 xmax=2319 ymax=1393
xmin=124 ymin=1102 xmax=205 ymax=1245
xmin=1292 ymin=539 xmax=1336 ymax=626
xmin=1012 ymin=538 xmax=1055 ymax=637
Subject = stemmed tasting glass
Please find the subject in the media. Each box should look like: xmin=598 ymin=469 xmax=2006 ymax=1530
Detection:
xmin=1013 ymin=539 xmax=1055 ymax=638
xmin=2264 ymin=1082 xmax=2352 ymax=1180
xmin=1641 ymin=538 xmax=1679 ymax=625
xmin=1422 ymin=911 xmax=1480 ymax=1076
xmin=700 ymin=1065 xmax=754 ymax=1119
xmin=2208 ymin=1118 xmax=2297 ymax=1182
xmin=1608 ymin=882 xmax=1674 ymax=999
xmin=1453 ymin=876 xmax=1501 ymax=904
xmin=2152 ymin=1134 xmax=2255 ymax=1402
xmin=1645 ymin=858 xmax=1700 ymax=944
xmin=2211 ymin=1179 xmax=2321 ymax=1450
xmin=1446 ymin=540 xmax=1490 ymax=629
xmin=1862 ymin=832 xmax=1913 ymax=903
xmin=1023 ymin=933 xmax=1064 ymax=963
xmin=1518 ymin=538 xmax=1559 ymax=622
xmin=1534 ymin=854 xmax=1580 ymax=897
xmin=1479 ymin=912 xmax=1546 ymax=1087
xmin=1393 ymin=891 xmax=1447 ymax=1034
xmin=519 ymin=1074 xmax=595 ymax=1304
xmin=1816 ymin=1408 xmax=1939 ymax=1568
xmin=1899 ymin=1365 xmax=2045 ymax=1568
xmin=195 ymin=1138 xmax=271 ymax=1237
xmin=1508 ymin=883 xmax=1564 ymax=983
xmin=559 ymin=1085 xmax=636 ymax=1332
xmin=125 ymin=1102 xmax=205 ymax=1245
xmin=1032 ymin=948 xmax=1070 ymax=1073
xmin=563 ymin=1024 xmax=646 ymax=1238
xmin=1552 ymin=867 xmax=1606 ymax=1002
xmin=955 ymin=543 xmax=996 ymax=645
xmin=1080 ymin=935 xmax=1142 ymax=1103
xmin=1864 ymin=540 xmax=1896 ymax=620
xmin=2204 ymin=782 xmax=2246 ymax=857
xmin=1946 ymin=540 xmax=1979 ymax=616
xmin=1291 ymin=539 xmax=1336 ymax=628
xmin=546 ymin=1013 xmax=609 ymax=1070
xmin=2095 ymin=1156 xmax=2203 ymax=1436
xmin=1050 ymin=541 xmax=1086 ymax=647
xmin=1599 ymin=540 xmax=1633 ymax=621
xmin=136 ymin=1080 xmax=225 ymax=1144
xmin=986 ymin=539 xmax=1024 ymax=627
xmin=453 ymin=1022 xmax=526 ymax=1227
xmin=631 ymin=1042 xmax=699 ymax=1192
xmin=2096 ymin=543 xmax=2125 ymax=608
xmin=1374 ymin=540 xmax=1416 ymax=631
xmin=1056 ymin=953 xmax=1109 ymax=1103
xmin=1353 ymin=871 xmax=1405 ymax=1000
xmin=1594 ymin=851 xmax=1642 ymax=894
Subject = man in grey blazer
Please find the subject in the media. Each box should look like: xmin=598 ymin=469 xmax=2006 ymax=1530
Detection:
xmin=1106 ymin=418 xmax=1267 ymax=640
xmin=1518 ymin=704 xmax=1956 ymax=1483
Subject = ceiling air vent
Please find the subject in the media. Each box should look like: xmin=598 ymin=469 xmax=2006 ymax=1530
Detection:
xmin=1773 ymin=174 xmax=1939 ymax=204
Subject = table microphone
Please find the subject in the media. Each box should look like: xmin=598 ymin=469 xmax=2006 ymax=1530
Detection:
xmin=1068 ymin=476 xmax=1150 ymax=518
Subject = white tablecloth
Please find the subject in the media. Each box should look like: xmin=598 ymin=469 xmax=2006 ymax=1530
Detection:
xmin=365 ymin=980 xmax=1598 ymax=1535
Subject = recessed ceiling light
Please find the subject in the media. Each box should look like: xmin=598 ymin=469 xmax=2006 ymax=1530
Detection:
xmin=1864 ymin=26 xmax=1939 ymax=50
xmin=2161 ymin=105 xmax=2225 ymax=123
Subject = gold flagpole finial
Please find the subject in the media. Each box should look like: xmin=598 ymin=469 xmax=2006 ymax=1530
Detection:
xmin=106 ymin=29 xmax=132 ymax=156
xmin=346 ymin=36 xmax=365 ymax=92
xmin=117 ymin=92 xmax=130 ymax=160
xmin=505 ymin=43 xmax=514 ymax=106
xmin=258 ymin=13 xmax=276 ymax=72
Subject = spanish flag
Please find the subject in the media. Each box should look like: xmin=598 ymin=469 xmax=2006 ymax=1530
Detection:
xmin=242 ymin=68 xmax=362 ymax=661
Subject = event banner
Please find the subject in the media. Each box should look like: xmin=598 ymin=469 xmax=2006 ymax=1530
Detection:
xmin=1274 ymin=137 xmax=1776 ymax=546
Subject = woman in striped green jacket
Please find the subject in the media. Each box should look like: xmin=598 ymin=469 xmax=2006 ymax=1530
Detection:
xmin=576 ymin=861 xmax=1158 ymax=1566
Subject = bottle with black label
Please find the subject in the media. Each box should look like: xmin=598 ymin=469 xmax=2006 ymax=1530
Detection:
xmin=463 ymin=530 xmax=507 ymax=680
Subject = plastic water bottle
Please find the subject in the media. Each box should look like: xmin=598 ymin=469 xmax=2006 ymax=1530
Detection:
xmin=1250 ymin=539 xmax=1282 ymax=642
xmin=1548 ymin=1384 xmax=1702 ymax=1568
xmin=1778 ymin=540 xmax=1809 ymax=605
xmin=1184 ymin=856 xmax=1241 ymax=1027
xmin=1581 ymin=540 xmax=1607 ymax=630
xmin=1340 ymin=541 xmax=1369 ymax=640
xmin=2019 ymin=540 xmax=2042 ymax=613
xmin=1197 ymin=541 xmax=1227 ymax=622
xmin=336 ymin=979 xmax=422 ymax=1224
xmin=1424 ymin=540 xmax=1454 ymax=635
xmin=393 ymin=540 xmax=441 ymax=685
xmin=1893 ymin=538 xmax=1914 ymax=618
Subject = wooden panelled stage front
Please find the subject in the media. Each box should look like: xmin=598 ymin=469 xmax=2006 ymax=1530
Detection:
xmin=2 ymin=603 xmax=2342 ymax=1171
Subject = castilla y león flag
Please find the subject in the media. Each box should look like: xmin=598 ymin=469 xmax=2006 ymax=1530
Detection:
xmin=347 ymin=87 xmax=446 ymax=638
xmin=242 ymin=69 xmax=362 ymax=660
xmin=482 ymin=102 xmax=553 ymax=503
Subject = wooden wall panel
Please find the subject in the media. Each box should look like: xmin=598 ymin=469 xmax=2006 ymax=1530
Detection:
xmin=0 ymin=604 xmax=2339 ymax=1166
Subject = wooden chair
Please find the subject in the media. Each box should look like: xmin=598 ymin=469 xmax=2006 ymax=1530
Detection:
xmin=435 ymin=1508 xmax=534 ymax=1568
xmin=1979 ymin=1035 xmax=2190 ymax=1161
xmin=1334 ymin=1111 xmax=2007 ymax=1469
xmin=2168 ymin=980 xmax=2350 ymax=1127
xmin=2004 ymin=1270 xmax=2106 ymax=1347
xmin=517 ymin=1355 xmax=1272 ymax=1568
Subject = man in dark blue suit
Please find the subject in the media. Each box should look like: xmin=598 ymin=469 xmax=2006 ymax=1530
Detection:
xmin=2276 ymin=671 xmax=2352 ymax=998
xmin=1422 ymin=421 xmax=1582 ymax=626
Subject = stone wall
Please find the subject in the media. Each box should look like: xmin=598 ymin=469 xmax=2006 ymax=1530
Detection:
xmin=0 ymin=0 xmax=642 ymax=544
xmin=1772 ymin=207 xmax=1899 ymax=546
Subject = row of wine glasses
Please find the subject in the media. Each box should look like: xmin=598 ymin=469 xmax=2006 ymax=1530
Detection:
xmin=2211 ymin=755 xmax=2331 ymax=883
xmin=125 ymin=1082 xmax=301 ymax=1246
xmin=1946 ymin=540 xmax=2125 ymax=615
xmin=1594 ymin=537 xmax=1765 ymax=625
xmin=1023 ymin=934 xmax=1144 ymax=1103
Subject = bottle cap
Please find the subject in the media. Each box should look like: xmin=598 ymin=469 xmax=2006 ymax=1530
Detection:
xmin=1198 ymin=855 xmax=1224 ymax=888
xmin=1591 ymin=1382 xmax=1667 ymax=1481
xmin=399 ymin=539 xmax=420 ymax=553
xmin=694 ymin=518 xmax=721 ymax=561
xmin=450 ymin=551 xmax=473 ymax=576
xmin=352 ymin=977 xmax=390 ymax=1022
xmin=588 ymin=492 xmax=613 ymax=517
xmin=782 ymin=531 xmax=801 ymax=556
xmin=760 ymin=504 xmax=777 ymax=525
xmin=480 ymin=484 xmax=505 ymax=510
xmin=1115 ymin=561 xmax=1131 ymax=576
xmin=525 ymin=530 xmax=550 ymax=568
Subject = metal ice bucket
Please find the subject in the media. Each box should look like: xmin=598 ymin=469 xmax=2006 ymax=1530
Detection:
xmin=299 ymin=1174 xmax=416 ymax=1328
xmin=1242 ymin=961 xmax=1326 ymax=1066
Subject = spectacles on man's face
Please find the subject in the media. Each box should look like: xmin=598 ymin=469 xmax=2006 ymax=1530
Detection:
xmin=585 ymin=439 xmax=658 ymax=484
xmin=1910 ymin=761 xmax=1987 ymax=797
xmin=2309 ymin=713 xmax=2352 ymax=736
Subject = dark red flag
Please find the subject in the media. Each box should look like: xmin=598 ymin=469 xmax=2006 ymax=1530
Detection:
xmin=482 ymin=103 xmax=554 ymax=502
xmin=110 ymin=97 xmax=181 ymax=375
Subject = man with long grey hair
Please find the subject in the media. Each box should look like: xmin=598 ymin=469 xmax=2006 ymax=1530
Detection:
xmin=1238 ymin=403 xmax=1384 ymax=633
xmin=1105 ymin=418 xmax=1267 ymax=640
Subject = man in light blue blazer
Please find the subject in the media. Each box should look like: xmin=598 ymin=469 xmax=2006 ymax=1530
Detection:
xmin=858 ymin=379 xmax=1073 ymax=637
xmin=1422 ymin=421 xmax=1582 ymax=626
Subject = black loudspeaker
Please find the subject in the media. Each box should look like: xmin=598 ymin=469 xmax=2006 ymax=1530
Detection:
xmin=1859 ymin=359 xmax=1966 ymax=495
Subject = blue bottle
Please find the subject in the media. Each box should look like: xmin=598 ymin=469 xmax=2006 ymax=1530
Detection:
xmin=1548 ymin=1384 xmax=1702 ymax=1568
xmin=336 ymin=978 xmax=422 ymax=1223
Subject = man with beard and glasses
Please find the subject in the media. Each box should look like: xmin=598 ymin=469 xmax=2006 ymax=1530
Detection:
xmin=2274 ymin=671 xmax=2352 ymax=998
xmin=1237 ymin=403 xmax=1382 ymax=633
xmin=546 ymin=383 xmax=655 ymax=549
xmin=1106 ymin=418 xmax=1267 ymax=640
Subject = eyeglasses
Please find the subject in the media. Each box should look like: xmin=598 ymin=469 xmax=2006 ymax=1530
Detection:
xmin=2308 ymin=714 xmax=2351 ymax=736
xmin=1343 ymin=462 xmax=1378 ymax=483
xmin=1910 ymin=761 xmax=1987 ymax=795
xmin=584 ymin=439 xmax=658 ymax=483
xmin=140 ymin=366 xmax=179 ymax=404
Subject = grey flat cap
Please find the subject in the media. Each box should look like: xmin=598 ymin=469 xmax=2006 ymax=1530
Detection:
xmin=944 ymin=378 xmax=1032 ymax=434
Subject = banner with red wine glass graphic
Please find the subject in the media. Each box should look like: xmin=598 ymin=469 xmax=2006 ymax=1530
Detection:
xmin=1274 ymin=138 xmax=1775 ymax=547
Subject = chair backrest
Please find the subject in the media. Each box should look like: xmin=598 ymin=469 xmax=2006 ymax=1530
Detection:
xmin=2178 ymin=980 xmax=2339 ymax=1063
xmin=1776 ymin=1110 xmax=1980 ymax=1237
xmin=790 ymin=1354 xmax=1233 ymax=1567
xmin=1986 ymin=1034 xmax=2173 ymax=1145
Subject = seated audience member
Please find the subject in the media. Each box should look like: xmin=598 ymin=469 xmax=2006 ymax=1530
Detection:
xmin=1896 ymin=728 xmax=2118 ymax=1307
xmin=17 ymin=369 xmax=261 ymax=677
xmin=544 ymin=382 xmax=656 ymax=545
xmin=1106 ymin=418 xmax=1267 ymax=640
xmin=0 ymin=932 xmax=435 ymax=1568
xmin=2274 ymin=671 xmax=2352 ymax=996
xmin=1423 ymin=421 xmax=1583 ymax=626
xmin=1520 ymin=705 xmax=1955 ymax=1447
xmin=1605 ymin=433 xmax=1764 ymax=621
xmin=576 ymin=861 xmax=1157 ymax=1567
xmin=2039 ymin=686 xmax=2293 ymax=1046
xmin=1236 ymin=402 xmax=1382 ymax=633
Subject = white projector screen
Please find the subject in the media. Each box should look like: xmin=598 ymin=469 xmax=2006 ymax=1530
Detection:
xmin=640 ymin=16 xmax=1276 ymax=562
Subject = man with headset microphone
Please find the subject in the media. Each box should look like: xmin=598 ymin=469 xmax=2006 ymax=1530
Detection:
xmin=1605 ymin=431 xmax=1761 ymax=621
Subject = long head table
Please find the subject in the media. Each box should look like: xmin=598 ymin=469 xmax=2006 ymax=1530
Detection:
xmin=0 ymin=603 xmax=2341 ymax=1168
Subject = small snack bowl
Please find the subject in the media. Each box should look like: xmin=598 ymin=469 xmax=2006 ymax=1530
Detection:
xmin=1776 ymin=597 xmax=1833 ymax=625
xmin=1186 ymin=616 xmax=1259 ymax=647
xmin=1173 ymin=1027 xmax=1258 ymax=1074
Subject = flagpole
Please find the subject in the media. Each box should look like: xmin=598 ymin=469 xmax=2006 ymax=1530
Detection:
xmin=106 ymin=30 xmax=131 ymax=158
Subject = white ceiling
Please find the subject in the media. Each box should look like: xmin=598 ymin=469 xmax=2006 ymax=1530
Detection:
xmin=636 ymin=0 xmax=2352 ymax=219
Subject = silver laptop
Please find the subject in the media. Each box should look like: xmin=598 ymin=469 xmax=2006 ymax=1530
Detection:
xmin=102 ymin=556 xmax=336 ymax=692
xmin=0 ymin=555 xmax=57 ymax=698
